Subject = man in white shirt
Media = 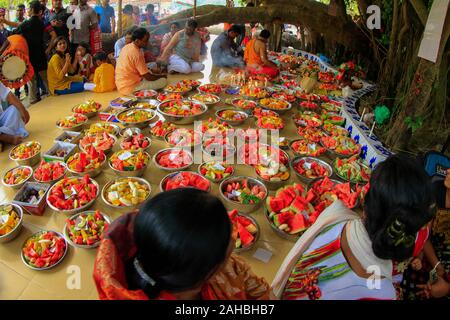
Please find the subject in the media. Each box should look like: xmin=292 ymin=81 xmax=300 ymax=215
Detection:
xmin=0 ymin=82 xmax=30 ymax=146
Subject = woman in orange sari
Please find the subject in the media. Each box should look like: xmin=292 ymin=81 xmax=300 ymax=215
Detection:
xmin=94 ymin=188 xmax=274 ymax=300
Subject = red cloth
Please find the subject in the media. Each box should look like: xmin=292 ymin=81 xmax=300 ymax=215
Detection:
xmin=247 ymin=65 xmax=279 ymax=79
xmin=90 ymin=27 xmax=102 ymax=55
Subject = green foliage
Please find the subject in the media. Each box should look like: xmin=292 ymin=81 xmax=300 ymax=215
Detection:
xmin=405 ymin=116 xmax=424 ymax=133
xmin=374 ymin=105 xmax=391 ymax=125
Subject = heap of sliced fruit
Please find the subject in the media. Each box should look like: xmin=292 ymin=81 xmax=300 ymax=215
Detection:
xmin=0 ymin=204 xmax=21 ymax=236
xmin=294 ymin=158 xmax=331 ymax=180
xmin=321 ymin=112 xmax=345 ymax=126
xmin=217 ymin=109 xmax=247 ymax=122
xmin=236 ymin=128 xmax=260 ymax=142
xmin=254 ymin=109 xmax=284 ymax=130
xmin=291 ymin=139 xmax=327 ymax=157
xmin=22 ymin=231 xmax=66 ymax=269
xmin=323 ymin=123 xmax=349 ymax=137
xmin=165 ymin=82 xmax=192 ymax=94
xmin=47 ymin=175 xmax=98 ymax=211
xmin=86 ymin=123 xmax=119 ymax=136
xmin=66 ymin=147 xmax=105 ymax=173
xmin=228 ymin=209 xmax=258 ymax=249
xmin=239 ymin=85 xmax=269 ymax=98
xmin=334 ymin=156 xmax=371 ymax=183
xmin=134 ymin=89 xmax=157 ymax=98
xmin=200 ymin=118 xmax=232 ymax=134
xmin=321 ymin=102 xmax=341 ymax=113
xmin=320 ymin=135 xmax=360 ymax=156
xmin=57 ymin=113 xmax=87 ymax=129
xmin=10 ymin=141 xmax=41 ymax=160
xmin=73 ymin=100 xmax=101 ymax=114
xmin=150 ymin=120 xmax=177 ymax=138
xmin=309 ymin=176 xmax=361 ymax=211
xmin=254 ymin=147 xmax=290 ymax=182
xmin=179 ymin=79 xmax=200 ymax=87
xmin=33 ymin=161 xmax=66 ymax=182
xmin=105 ymin=178 xmax=150 ymax=207
xmin=259 ymin=98 xmax=290 ymax=110
xmin=293 ymin=111 xmax=323 ymax=128
xmin=198 ymin=83 xmax=222 ymax=95
xmin=117 ymin=109 xmax=154 ymax=124
xmin=232 ymin=99 xmax=257 ymax=110
xmin=120 ymin=133 xmax=151 ymax=151
xmin=272 ymin=92 xmax=296 ymax=102
xmin=109 ymin=150 xmax=149 ymax=172
xmin=166 ymin=128 xmax=201 ymax=147
xmin=199 ymin=161 xmax=234 ymax=181
xmin=157 ymin=92 xmax=183 ymax=102
xmin=297 ymin=127 xmax=326 ymax=143
xmin=3 ymin=166 xmax=32 ymax=186
xmin=163 ymin=171 xmax=210 ymax=191
xmin=159 ymin=100 xmax=205 ymax=116
xmin=155 ymin=149 xmax=192 ymax=169
xmin=299 ymin=101 xmax=319 ymax=110
xmin=80 ymin=132 xmax=115 ymax=152
xmin=65 ymin=210 xmax=109 ymax=246
xmin=190 ymin=93 xmax=220 ymax=104
xmin=222 ymin=178 xmax=266 ymax=205
xmin=266 ymin=183 xmax=318 ymax=235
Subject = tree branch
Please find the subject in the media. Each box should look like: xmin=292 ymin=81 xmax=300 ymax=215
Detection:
xmin=408 ymin=0 xmax=428 ymax=26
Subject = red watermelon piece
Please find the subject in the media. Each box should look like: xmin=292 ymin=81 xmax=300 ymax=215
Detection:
xmin=287 ymin=213 xmax=310 ymax=235
xmin=237 ymin=222 xmax=254 ymax=246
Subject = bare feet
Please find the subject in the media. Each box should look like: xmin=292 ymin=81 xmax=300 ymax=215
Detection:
xmin=0 ymin=134 xmax=24 ymax=145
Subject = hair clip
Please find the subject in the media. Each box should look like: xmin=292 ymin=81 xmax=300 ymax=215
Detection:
xmin=134 ymin=257 xmax=156 ymax=287
xmin=387 ymin=219 xmax=415 ymax=248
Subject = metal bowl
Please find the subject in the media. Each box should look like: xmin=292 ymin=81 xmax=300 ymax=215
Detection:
xmin=157 ymin=100 xmax=208 ymax=125
xmin=264 ymin=207 xmax=301 ymax=242
xmin=56 ymin=115 xmax=88 ymax=132
xmin=2 ymin=165 xmax=33 ymax=190
xmin=333 ymin=158 xmax=371 ymax=185
xmin=190 ymin=93 xmax=221 ymax=106
xmin=129 ymin=99 xmax=160 ymax=110
xmin=46 ymin=177 xmax=100 ymax=215
xmin=289 ymin=138 xmax=328 ymax=159
xmin=71 ymin=102 xmax=101 ymax=119
xmin=66 ymin=154 xmax=106 ymax=178
xmin=33 ymin=161 xmax=67 ymax=185
xmin=307 ymin=177 xmax=360 ymax=210
xmin=164 ymin=129 xmax=202 ymax=149
xmin=21 ymin=230 xmax=68 ymax=270
xmin=254 ymin=166 xmax=291 ymax=191
xmin=63 ymin=211 xmax=112 ymax=249
xmin=197 ymin=85 xmax=222 ymax=96
xmin=219 ymin=176 xmax=268 ymax=214
xmin=0 ymin=203 xmax=23 ymax=243
xmin=164 ymin=85 xmax=192 ymax=95
xmin=109 ymin=150 xmax=151 ymax=177
xmin=231 ymin=98 xmax=258 ymax=116
xmin=133 ymin=89 xmax=158 ymax=100
xmin=153 ymin=148 xmax=193 ymax=172
xmin=88 ymin=122 xmax=121 ymax=137
xmin=202 ymin=144 xmax=236 ymax=163
xmin=159 ymin=171 xmax=211 ymax=193
xmin=233 ymin=212 xmax=260 ymax=253
xmin=197 ymin=161 xmax=235 ymax=184
xmin=319 ymin=136 xmax=361 ymax=160
xmin=9 ymin=142 xmax=42 ymax=166
xmin=116 ymin=108 xmax=157 ymax=129
xmin=79 ymin=133 xmax=117 ymax=155
xmin=259 ymin=98 xmax=292 ymax=115
xmin=215 ymin=108 xmax=248 ymax=126
xmin=119 ymin=135 xmax=152 ymax=153
xmin=101 ymin=177 xmax=152 ymax=211
xmin=119 ymin=127 xmax=142 ymax=138
xmin=291 ymin=156 xmax=333 ymax=185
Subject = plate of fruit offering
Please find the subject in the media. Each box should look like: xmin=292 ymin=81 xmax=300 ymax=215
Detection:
xmin=272 ymin=91 xmax=296 ymax=103
xmin=87 ymin=122 xmax=120 ymax=136
xmin=295 ymin=92 xmax=320 ymax=102
xmin=157 ymin=92 xmax=183 ymax=102
xmin=165 ymin=82 xmax=192 ymax=94
xmin=228 ymin=209 xmax=259 ymax=252
xmin=323 ymin=123 xmax=349 ymax=137
xmin=200 ymin=117 xmax=232 ymax=134
xmin=33 ymin=160 xmax=66 ymax=183
xmin=190 ymin=93 xmax=220 ymax=105
xmin=179 ymin=79 xmax=200 ymax=87
xmin=56 ymin=113 xmax=88 ymax=131
xmin=160 ymin=171 xmax=210 ymax=192
xmin=321 ymin=102 xmax=341 ymax=113
xmin=292 ymin=156 xmax=333 ymax=183
xmin=120 ymin=133 xmax=151 ymax=151
xmin=334 ymin=156 xmax=371 ymax=183
xmin=198 ymin=83 xmax=222 ymax=95
xmin=231 ymin=98 xmax=257 ymax=111
xmin=297 ymin=126 xmax=326 ymax=143
xmin=64 ymin=210 xmax=110 ymax=248
xmin=320 ymin=135 xmax=360 ymax=158
xmin=117 ymin=108 xmax=156 ymax=128
xmin=0 ymin=204 xmax=22 ymax=241
xmin=9 ymin=141 xmax=41 ymax=164
xmin=130 ymin=100 xmax=159 ymax=110
xmin=259 ymin=98 xmax=291 ymax=113
xmin=236 ymin=128 xmax=260 ymax=142
xmin=154 ymin=148 xmax=193 ymax=171
xmin=265 ymin=183 xmax=317 ymax=240
xmin=309 ymin=176 xmax=361 ymax=211
xmin=21 ymin=230 xmax=67 ymax=270
xmin=72 ymin=100 xmax=101 ymax=117
xmin=158 ymin=100 xmax=206 ymax=117
xmin=46 ymin=175 xmax=99 ymax=213
xmin=239 ymin=85 xmax=269 ymax=99
xmin=79 ymin=132 xmax=116 ymax=154
xmin=299 ymin=101 xmax=319 ymax=111
xmin=198 ymin=161 xmax=234 ymax=183
xmin=220 ymin=177 xmax=267 ymax=213
xmin=293 ymin=111 xmax=323 ymax=128
xmin=238 ymin=143 xmax=288 ymax=167
xmin=255 ymin=112 xmax=284 ymax=130
xmin=216 ymin=109 xmax=248 ymax=125
xmin=103 ymin=177 xmax=151 ymax=208
xmin=273 ymin=136 xmax=290 ymax=150
xmin=321 ymin=112 xmax=345 ymax=126
xmin=290 ymin=139 xmax=327 ymax=157
xmin=134 ymin=89 xmax=158 ymax=99
xmin=66 ymin=146 xmax=106 ymax=177
xmin=165 ymin=128 xmax=201 ymax=148
xmin=109 ymin=150 xmax=150 ymax=174
xmin=149 ymin=120 xmax=177 ymax=139
xmin=2 ymin=166 xmax=32 ymax=188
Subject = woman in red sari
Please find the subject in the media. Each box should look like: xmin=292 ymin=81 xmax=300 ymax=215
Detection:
xmin=94 ymin=188 xmax=274 ymax=300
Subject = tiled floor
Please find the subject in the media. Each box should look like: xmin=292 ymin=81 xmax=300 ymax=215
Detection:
xmin=0 ymin=37 xmax=298 ymax=300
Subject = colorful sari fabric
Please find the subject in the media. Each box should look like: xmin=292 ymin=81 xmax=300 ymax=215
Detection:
xmin=93 ymin=212 xmax=273 ymax=300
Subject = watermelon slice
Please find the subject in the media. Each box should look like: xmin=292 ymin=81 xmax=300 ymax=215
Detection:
xmin=267 ymin=196 xmax=285 ymax=213
xmin=290 ymin=196 xmax=308 ymax=214
xmin=237 ymin=222 xmax=254 ymax=246
xmin=273 ymin=211 xmax=295 ymax=227
xmin=287 ymin=213 xmax=310 ymax=235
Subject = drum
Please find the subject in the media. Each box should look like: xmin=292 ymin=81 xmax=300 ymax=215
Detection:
xmin=0 ymin=50 xmax=34 ymax=89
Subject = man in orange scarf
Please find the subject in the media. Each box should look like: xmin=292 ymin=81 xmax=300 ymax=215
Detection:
xmin=244 ymin=29 xmax=279 ymax=78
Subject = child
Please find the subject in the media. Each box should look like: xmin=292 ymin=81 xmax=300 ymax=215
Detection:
xmin=84 ymin=51 xmax=115 ymax=93
xmin=47 ymin=36 xmax=84 ymax=95
xmin=75 ymin=42 xmax=94 ymax=80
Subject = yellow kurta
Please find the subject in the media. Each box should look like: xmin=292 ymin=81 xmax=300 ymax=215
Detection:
xmin=121 ymin=14 xmax=134 ymax=32
xmin=47 ymin=53 xmax=84 ymax=95
xmin=93 ymin=63 xmax=116 ymax=93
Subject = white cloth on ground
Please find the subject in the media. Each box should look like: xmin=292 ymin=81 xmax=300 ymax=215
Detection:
xmin=0 ymin=106 xmax=29 ymax=137
xmin=168 ymin=54 xmax=205 ymax=74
